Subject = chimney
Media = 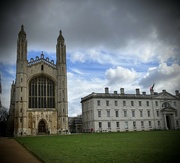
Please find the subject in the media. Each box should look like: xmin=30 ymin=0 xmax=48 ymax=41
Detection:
xmin=150 ymin=89 xmax=154 ymax=95
xmin=120 ymin=88 xmax=124 ymax=95
xmin=162 ymin=90 xmax=166 ymax=93
xmin=136 ymin=88 xmax=140 ymax=95
xmin=105 ymin=87 xmax=109 ymax=94
xmin=175 ymin=90 xmax=179 ymax=96
xmin=142 ymin=92 xmax=146 ymax=95
xmin=114 ymin=91 xmax=117 ymax=94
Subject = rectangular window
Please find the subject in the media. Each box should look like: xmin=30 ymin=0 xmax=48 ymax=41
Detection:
xmin=115 ymin=110 xmax=119 ymax=117
xmin=98 ymin=110 xmax=101 ymax=117
xmin=116 ymin=122 xmax=119 ymax=128
xmin=106 ymin=100 xmax=109 ymax=106
xmin=141 ymin=121 xmax=144 ymax=127
xmin=139 ymin=101 xmax=142 ymax=106
xmin=115 ymin=101 xmax=118 ymax=106
xmin=146 ymin=101 xmax=149 ymax=106
xmin=97 ymin=100 xmax=100 ymax=106
xmin=132 ymin=110 xmax=135 ymax=117
xmin=131 ymin=101 xmax=134 ymax=106
xmin=155 ymin=101 xmax=158 ymax=106
xmin=99 ymin=122 xmax=102 ymax=128
xmin=147 ymin=110 xmax=150 ymax=117
xmin=149 ymin=121 xmax=152 ymax=127
xmin=158 ymin=121 xmax=160 ymax=127
xmin=174 ymin=101 xmax=176 ymax=106
xmin=176 ymin=121 xmax=179 ymax=127
xmin=125 ymin=121 xmax=128 ymax=129
xmin=123 ymin=101 xmax=126 ymax=106
xmin=140 ymin=110 xmax=143 ymax=117
xmin=107 ymin=110 xmax=110 ymax=117
xmin=157 ymin=110 xmax=159 ymax=117
xmin=175 ymin=111 xmax=177 ymax=116
xmin=133 ymin=121 xmax=136 ymax=128
xmin=108 ymin=122 xmax=111 ymax=128
xmin=124 ymin=110 xmax=127 ymax=117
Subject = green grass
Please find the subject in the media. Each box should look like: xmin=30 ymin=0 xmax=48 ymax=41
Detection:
xmin=15 ymin=130 xmax=180 ymax=163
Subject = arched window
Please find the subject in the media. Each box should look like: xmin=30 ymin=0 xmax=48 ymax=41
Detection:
xmin=41 ymin=65 xmax=44 ymax=70
xmin=29 ymin=75 xmax=55 ymax=108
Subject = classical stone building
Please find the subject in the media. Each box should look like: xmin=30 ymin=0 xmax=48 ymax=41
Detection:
xmin=81 ymin=87 xmax=180 ymax=132
xmin=8 ymin=25 xmax=68 ymax=136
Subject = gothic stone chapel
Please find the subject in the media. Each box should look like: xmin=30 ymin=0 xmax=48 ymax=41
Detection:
xmin=8 ymin=25 xmax=68 ymax=136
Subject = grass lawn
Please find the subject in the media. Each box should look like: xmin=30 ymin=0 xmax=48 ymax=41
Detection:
xmin=15 ymin=130 xmax=180 ymax=163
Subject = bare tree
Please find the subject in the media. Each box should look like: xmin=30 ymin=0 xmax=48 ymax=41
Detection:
xmin=0 ymin=106 xmax=8 ymax=122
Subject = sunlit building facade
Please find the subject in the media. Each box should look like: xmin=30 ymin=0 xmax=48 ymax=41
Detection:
xmin=81 ymin=87 xmax=180 ymax=132
xmin=7 ymin=25 xmax=68 ymax=136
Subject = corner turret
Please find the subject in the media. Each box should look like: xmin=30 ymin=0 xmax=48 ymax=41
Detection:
xmin=56 ymin=30 xmax=66 ymax=64
xmin=56 ymin=30 xmax=68 ymax=132
xmin=17 ymin=25 xmax=27 ymax=60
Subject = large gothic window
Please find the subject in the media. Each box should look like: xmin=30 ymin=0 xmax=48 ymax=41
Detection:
xmin=29 ymin=75 xmax=55 ymax=108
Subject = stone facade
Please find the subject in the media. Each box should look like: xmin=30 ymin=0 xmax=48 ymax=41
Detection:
xmin=8 ymin=25 xmax=68 ymax=136
xmin=69 ymin=115 xmax=82 ymax=133
xmin=81 ymin=88 xmax=180 ymax=132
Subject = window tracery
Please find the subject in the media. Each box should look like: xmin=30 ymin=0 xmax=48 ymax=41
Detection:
xmin=29 ymin=75 xmax=55 ymax=108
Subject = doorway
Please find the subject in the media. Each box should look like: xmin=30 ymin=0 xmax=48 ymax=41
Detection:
xmin=166 ymin=115 xmax=172 ymax=130
xmin=38 ymin=120 xmax=46 ymax=133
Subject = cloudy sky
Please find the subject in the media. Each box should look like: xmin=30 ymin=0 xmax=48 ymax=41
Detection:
xmin=0 ymin=0 xmax=180 ymax=116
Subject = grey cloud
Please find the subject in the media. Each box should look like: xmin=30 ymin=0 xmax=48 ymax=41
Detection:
xmin=1 ymin=0 xmax=180 ymax=115
xmin=139 ymin=63 xmax=180 ymax=92
xmin=1 ymin=0 xmax=180 ymax=59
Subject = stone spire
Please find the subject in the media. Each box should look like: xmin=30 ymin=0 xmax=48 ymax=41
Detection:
xmin=17 ymin=25 xmax=27 ymax=60
xmin=18 ymin=25 xmax=26 ymax=38
xmin=56 ymin=30 xmax=66 ymax=64
xmin=57 ymin=30 xmax=64 ymax=42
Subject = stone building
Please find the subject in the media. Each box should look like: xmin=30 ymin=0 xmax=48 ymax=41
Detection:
xmin=69 ymin=115 xmax=82 ymax=133
xmin=81 ymin=87 xmax=180 ymax=132
xmin=7 ymin=25 xmax=68 ymax=136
